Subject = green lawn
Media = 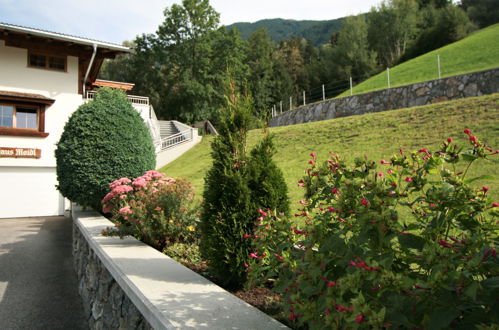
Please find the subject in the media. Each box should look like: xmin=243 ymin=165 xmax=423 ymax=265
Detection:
xmin=338 ymin=23 xmax=499 ymax=97
xmin=161 ymin=94 xmax=499 ymax=213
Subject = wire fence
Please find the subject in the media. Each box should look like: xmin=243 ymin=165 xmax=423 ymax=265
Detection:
xmin=270 ymin=54 xmax=491 ymax=117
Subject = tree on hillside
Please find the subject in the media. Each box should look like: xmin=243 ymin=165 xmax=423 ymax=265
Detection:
xmin=403 ymin=3 xmax=472 ymax=60
xmin=246 ymin=28 xmax=277 ymax=117
xmin=277 ymin=38 xmax=310 ymax=104
xmin=460 ymin=0 xmax=499 ymax=28
xmin=368 ymin=0 xmax=420 ymax=67
xmin=332 ymin=15 xmax=378 ymax=82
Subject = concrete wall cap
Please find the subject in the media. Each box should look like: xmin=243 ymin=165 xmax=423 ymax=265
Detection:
xmin=72 ymin=208 xmax=288 ymax=329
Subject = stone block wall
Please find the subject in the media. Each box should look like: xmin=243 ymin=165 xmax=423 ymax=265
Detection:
xmin=73 ymin=225 xmax=152 ymax=330
xmin=269 ymin=68 xmax=499 ymax=127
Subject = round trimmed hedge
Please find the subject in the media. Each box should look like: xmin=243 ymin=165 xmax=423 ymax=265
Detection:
xmin=55 ymin=87 xmax=156 ymax=210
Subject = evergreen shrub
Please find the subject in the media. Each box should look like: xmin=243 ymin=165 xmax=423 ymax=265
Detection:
xmin=201 ymin=85 xmax=290 ymax=289
xmin=248 ymin=133 xmax=290 ymax=216
xmin=55 ymin=87 xmax=156 ymax=209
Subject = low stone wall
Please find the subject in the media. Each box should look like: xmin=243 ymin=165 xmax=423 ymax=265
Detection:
xmin=269 ymin=67 xmax=499 ymax=127
xmin=72 ymin=208 xmax=288 ymax=329
xmin=73 ymin=225 xmax=153 ymax=329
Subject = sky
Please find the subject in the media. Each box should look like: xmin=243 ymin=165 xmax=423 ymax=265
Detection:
xmin=0 ymin=0 xmax=382 ymax=45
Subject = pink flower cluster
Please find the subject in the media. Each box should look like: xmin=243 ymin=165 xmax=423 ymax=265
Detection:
xmin=101 ymin=170 xmax=175 ymax=212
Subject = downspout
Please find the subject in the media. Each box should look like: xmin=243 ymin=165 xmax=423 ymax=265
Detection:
xmin=82 ymin=43 xmax=98 ymax=98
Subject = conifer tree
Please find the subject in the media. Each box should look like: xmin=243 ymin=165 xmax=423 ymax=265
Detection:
xmin=200 ymin=83 xmax=290 ymax=289
xmin=200 ymin=84 xmax=254 ymax=289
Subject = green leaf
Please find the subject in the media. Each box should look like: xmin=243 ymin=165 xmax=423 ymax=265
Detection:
xmin=429 ymin=308 xmax=459 ymax=330
xmin=460 ymin=150 xmax=479 ymax=162
xmin=398 ymin=233 xmax=425 ymax=251
xmin=481 ymin=277 xmax=499 ymax=290
xmin=464 ymin=281 xmax=479 ymax=301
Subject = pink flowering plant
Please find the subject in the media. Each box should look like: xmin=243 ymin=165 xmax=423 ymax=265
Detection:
xmin=247 ymin=130 xmax=498 ymax=329
xmin=101 ymin=170 xmax=199 ymax=250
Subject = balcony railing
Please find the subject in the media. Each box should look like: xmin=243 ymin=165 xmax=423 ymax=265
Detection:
xmin=84 ymin=91 xmax=149 ymax=106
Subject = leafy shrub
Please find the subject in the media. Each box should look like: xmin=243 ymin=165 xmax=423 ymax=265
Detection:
xmin=55 ymin=88 xmax=156 ymax=209
xmin=248 ymin=130 xmax=498 ymax=328
xmin=163 ymin=243 xmax=202 ymax=264
xmin=102 ymin=170 xmax=198 ymax=250
xmin=201 ymin=85 xmax=290 ymax=289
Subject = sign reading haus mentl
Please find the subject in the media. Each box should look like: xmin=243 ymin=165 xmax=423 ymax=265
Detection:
xmin=0 ymin=147 xmax=41 ymax=159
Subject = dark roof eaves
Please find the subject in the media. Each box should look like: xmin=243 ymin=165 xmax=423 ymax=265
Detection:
xmin=0 ymin=22 xmax=130 ymax=53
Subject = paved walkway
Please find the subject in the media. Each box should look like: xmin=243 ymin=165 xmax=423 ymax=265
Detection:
xmin=0 ymin=216 xmax=87 ymax=330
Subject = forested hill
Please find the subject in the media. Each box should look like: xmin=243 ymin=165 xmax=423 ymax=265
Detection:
xmin=226 ymin=18 xmax=344 ymax=46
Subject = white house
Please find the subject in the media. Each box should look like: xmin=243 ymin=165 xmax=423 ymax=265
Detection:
xmin=0 ymin=22 xmax=202 ymax=219
xmin=0 ymin=22 xmax=135 ymax=218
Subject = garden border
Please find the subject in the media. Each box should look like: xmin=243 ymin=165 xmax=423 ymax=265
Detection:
xmin=72 ymin=206 xmax=288 ymax=329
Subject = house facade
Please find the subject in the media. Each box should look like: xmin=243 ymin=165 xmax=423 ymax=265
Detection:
xmin=0 ymin=23 xmax=130 ymax=218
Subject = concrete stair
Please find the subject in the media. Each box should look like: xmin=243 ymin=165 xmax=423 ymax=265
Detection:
xmin=158 ymin=121 xmax=179 ymax=138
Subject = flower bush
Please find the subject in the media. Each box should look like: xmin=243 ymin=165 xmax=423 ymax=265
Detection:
xmin=102 ymin=170 xmax=198 ymax=250
xmin=247 ymin=130 xmax=498 ymax=329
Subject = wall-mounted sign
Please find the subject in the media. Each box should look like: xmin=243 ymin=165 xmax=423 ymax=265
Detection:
xmin=0 ymin=147 xmax=41 ymax=159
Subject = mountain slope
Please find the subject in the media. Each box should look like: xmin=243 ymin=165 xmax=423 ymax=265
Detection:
xmin=226 ymin=18 xmax=343 ymax=46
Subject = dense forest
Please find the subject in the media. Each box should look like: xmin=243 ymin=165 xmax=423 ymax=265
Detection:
xmin=226 ymin=18 xmax=344 ymax=47
xmin=100 ymin=0 xmax=499 ymax=126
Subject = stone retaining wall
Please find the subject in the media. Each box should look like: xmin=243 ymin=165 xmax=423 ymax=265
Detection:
xmin=269 ymin=67 xmax=499 ymax=127
xmin=73 ymin=225 xmax=153 ymax=329
xmin=72 ymin=208 xmax=288 ymax=329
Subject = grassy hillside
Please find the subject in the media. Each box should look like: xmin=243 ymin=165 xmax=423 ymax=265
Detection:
xmin=339 ymin=23 xmax=499 ymax=97
xmin=161 ymin=94 xmax=499 ymax=213
xmin=226 ymin=18 xmax=343 ymax=47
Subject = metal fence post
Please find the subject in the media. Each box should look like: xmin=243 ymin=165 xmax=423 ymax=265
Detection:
xmin=280 ymin=101 xmax=282 ymax=114
xmin=437 ymin=54 xmax=441 ymax=79
xmin=322 ymin=84 xmax=325 ymax=101
xmin=290 ymin=96 xmax=292 ymax=110
xmin=387 ymin=68 xmax=391 ymax=88
xmin=350 ymin=77 xmax=353 ymax=96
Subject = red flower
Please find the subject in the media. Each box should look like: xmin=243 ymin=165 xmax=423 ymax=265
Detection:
xmin=331 ymin=187 xmax=338 ymax=194
xmin=380 ymin=159 xmax=389 ymax=164
xmin=355 ymin=314 xmax=365 ymax=323
xmin=289 ymin=312 xmax=300 ymax=321
xmin=336 ymin=305 xmax=352 ymax=312
xmin=258 ymin=209 xmax=268 ymax=217
xmin=310 ymin=152 xmax=316 ymax=158
xmin=405 ymin=177 xmax=413 ymax=182
xmin=438 ymin=239 xmax=453 ymax=248
xmin=361 ymin=199 xmax=369 ymax=206
xmin=327 ymin=281 xmax=337 ymax=287
xmin=482 ymin=186 xmax=489 ymax=192
xmin=293 ymin=228 xmax=307 ymax=235
xmin=447 ymin=137 xmax=453 ymax=143
xmin=469 ymin=135 xmax=477 ymax=143
xmin=249 ymin=252 xmax=258 ymax=258
xmin=464 ymin=128 xmax=471 ymax=135
xmin=243 ymin=234 xmax=252 ymax=238
xmin=492 ymin=202 xmax=499 ymax=208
